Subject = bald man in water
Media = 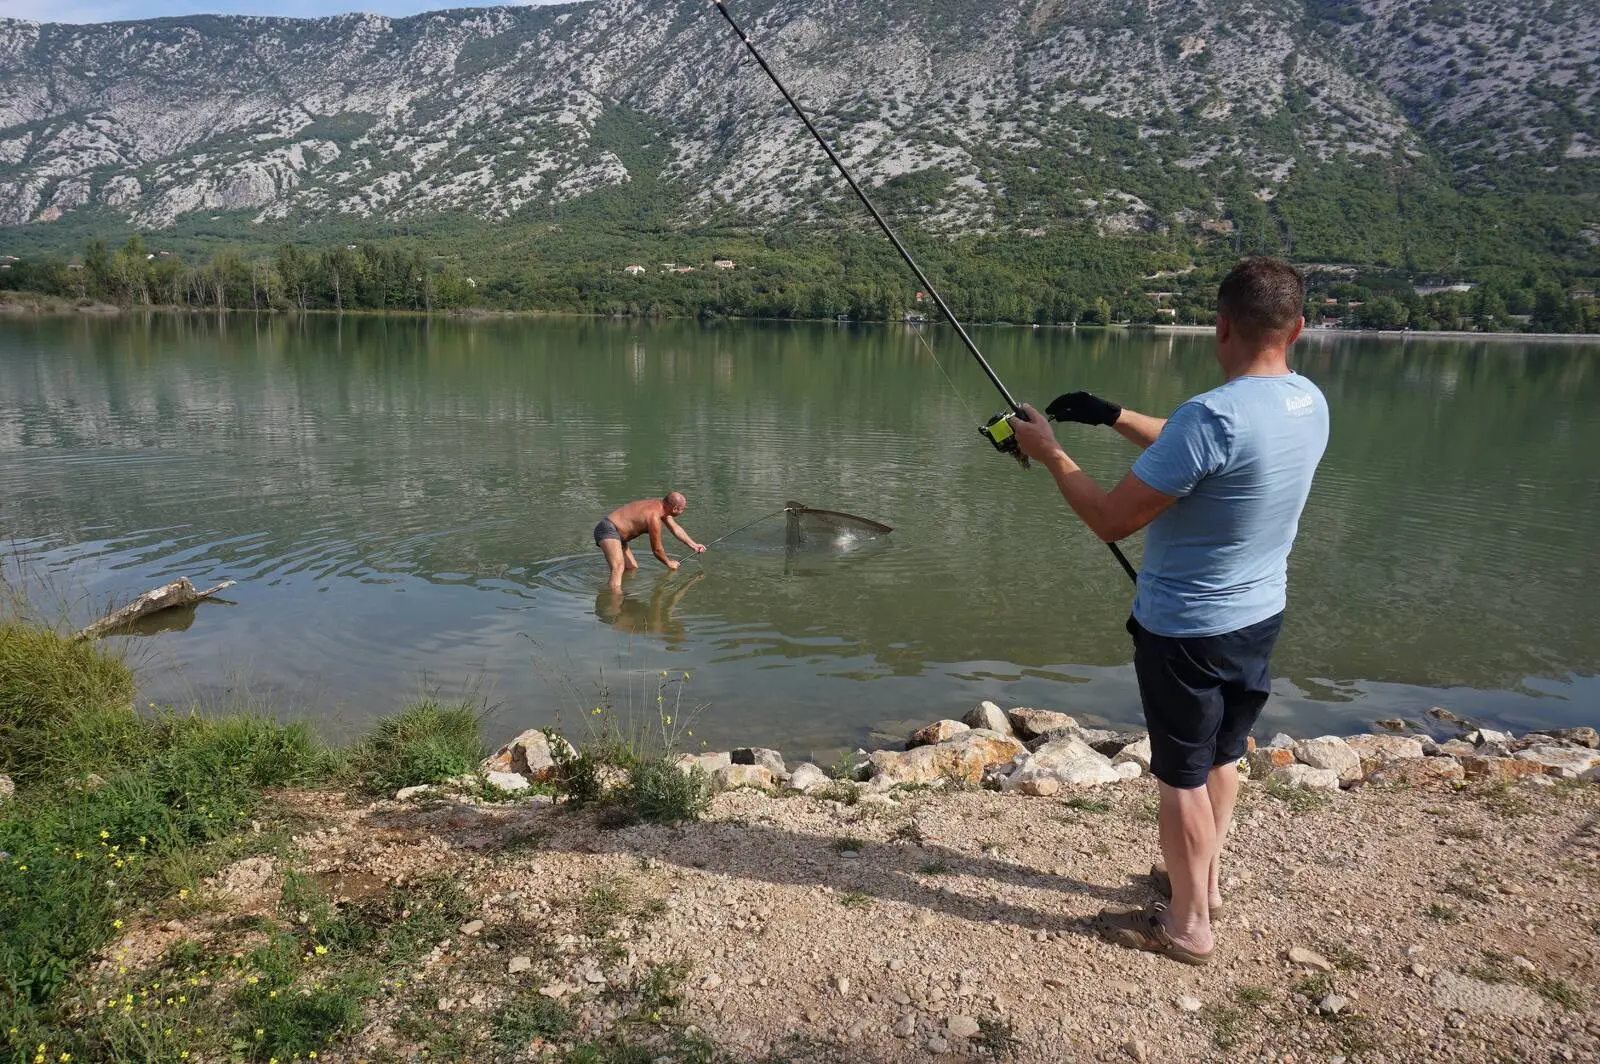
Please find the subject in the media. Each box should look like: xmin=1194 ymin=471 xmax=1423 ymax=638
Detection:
xmin=593 ymin=492 xmax=706 ymax=590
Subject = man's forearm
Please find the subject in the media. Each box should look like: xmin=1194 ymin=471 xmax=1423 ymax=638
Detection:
xmin=1113 ymin=409 xmax=1166 ymax=450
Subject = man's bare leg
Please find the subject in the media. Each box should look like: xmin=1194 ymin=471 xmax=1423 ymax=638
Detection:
xmin=623 ymin=547 xmax=640 ymax=573
xmin=1205 ymin=762 xmax=1240 ymax=910
xmin=599 ymin=539 xmax=627 ymax=590
xmin=1156 ymin=781 xmax=1216 ymax=955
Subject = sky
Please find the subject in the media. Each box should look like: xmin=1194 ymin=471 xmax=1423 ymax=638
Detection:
xmin=0 ymin=0 xmax=566 ymax=23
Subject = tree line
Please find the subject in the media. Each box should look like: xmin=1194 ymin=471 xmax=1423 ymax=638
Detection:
xmin=2 ymin=232 xmax=1596 ymax=334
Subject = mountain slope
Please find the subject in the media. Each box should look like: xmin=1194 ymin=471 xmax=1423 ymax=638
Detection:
xmin=0 ymin=0 xmax=1594 ymax=265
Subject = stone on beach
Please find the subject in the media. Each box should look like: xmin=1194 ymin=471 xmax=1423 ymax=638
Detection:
xmin=906 ymin=720 xmax=970 ymax=748
xmin=962 ymin=701 xmax=1013 ymax=735
xmin=483 ymin=770 xmax=531 ymax=793
xmin=1292 ymin=735 xmax=1363 ymax=782
xmin=1512 ymin=744 xmax=1600 ymax=779
xmin=1001 ymin=736 xmax=1120 ymax=791
xmin=785 ymin=763 xmax=830 ymax=792
xmin=1087 ymin=731 xmax=1148 ymax=759
xmin=1268 ymin=764 xmax=1341 ymax=791
xmin=732 ymin=747 xmax=788 ymax=778
xmin=676 ymin=751 xmax=733 ymax=775
xmin=1005 ymin=707 xmax=1079 ymax=740
xmin=1367 ymin=756 xmax=1465 ymax=789
xmin=482 ymin=728 xmax=573 ymax=782
xmin=1248 ymin=746 xmax=1298 ymax=776
xmin=1111 ymin=736 xmax=1153 ymax=771
xmin=868 ymin=729 xmax=1025 ymax=787
xmin=712 ymin=764 xmax=776 ymax=792
xmin=1343 ymin=734 xmax=1425 ymax=770
xmin=1459 ymin=755 xmax=1550 ymax=783
xmin=1549 ymin=726 xmax=1599 ymax=749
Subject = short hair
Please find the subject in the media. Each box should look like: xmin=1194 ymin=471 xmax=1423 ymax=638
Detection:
xmin=1217 ymin=257 xmax=1306 ymax=338
xmin=664 ymin=491 xmax=686 ymax=510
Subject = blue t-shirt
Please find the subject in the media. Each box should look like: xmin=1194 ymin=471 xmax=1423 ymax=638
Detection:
xmin=1130 ymin=373 xmax=1329 ymax=638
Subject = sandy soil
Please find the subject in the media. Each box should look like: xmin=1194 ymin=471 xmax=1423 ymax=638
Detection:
xmin=144 ymin=772 xmax=1600 ymax=1063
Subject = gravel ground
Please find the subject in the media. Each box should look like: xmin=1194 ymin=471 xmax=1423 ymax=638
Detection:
xmin=165 ymin=774 xmax=1600 ymax=1063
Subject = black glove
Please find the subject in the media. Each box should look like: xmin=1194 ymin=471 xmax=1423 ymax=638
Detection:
xmin=1045 ymin=391 xmax=1121 ymax=426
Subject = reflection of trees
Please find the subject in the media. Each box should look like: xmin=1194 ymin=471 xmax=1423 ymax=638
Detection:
xmin=0 ymin=316 xmax=1597 ymax=695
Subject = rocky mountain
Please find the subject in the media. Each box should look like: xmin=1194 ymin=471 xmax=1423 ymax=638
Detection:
xmin=0 ymin=0 xmax=1594 ymax=245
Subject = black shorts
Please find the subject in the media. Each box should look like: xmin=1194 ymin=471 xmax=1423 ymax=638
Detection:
xmin=1127 ymin=612 xmax=1284 ymax=789
xmin=593 ymin=518 xmax=624 ymax=546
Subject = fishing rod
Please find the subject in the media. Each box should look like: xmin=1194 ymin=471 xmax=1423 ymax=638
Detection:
xmin=709 ymin=1 xmax=1138 ymax=584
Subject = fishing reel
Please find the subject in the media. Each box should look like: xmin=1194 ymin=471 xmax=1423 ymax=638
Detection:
xmin=979 ymin=411 xmax=1030 ymax=469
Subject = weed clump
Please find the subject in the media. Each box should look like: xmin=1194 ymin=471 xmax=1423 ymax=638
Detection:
xmin=345 ymin=700 xmax=486 ymax=795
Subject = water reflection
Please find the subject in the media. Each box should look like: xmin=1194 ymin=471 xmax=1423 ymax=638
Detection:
xmin=593 ymin=571 xmax=704 ymax=645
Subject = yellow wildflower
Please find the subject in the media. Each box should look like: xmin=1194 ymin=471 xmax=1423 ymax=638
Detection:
xmin=99 ymin=831 xmax=109 ymax=839
xmin=111 ymin=920 xmax=123 ymax=929
xmin=314 ymin=945 xmax=328 ymax=956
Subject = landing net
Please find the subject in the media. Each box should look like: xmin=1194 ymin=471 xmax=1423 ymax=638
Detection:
xmin=784 ymin=500 xmax=893 ymax=551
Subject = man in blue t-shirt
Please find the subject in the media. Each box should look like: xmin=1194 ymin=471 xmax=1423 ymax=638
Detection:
xmin=1009 ymin=257 xmax=1329 ymax=965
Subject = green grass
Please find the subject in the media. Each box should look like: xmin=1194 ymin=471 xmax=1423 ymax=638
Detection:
xmin=495 ymin=992 xmax=574 ymax=1050
xmin=0 ymin=620 xmax=141 ymax=787
xmin=1235 ymin=985 xmax=1272 ymax=1005
xmin=831 ymin=837 xmax=865 ymax=854
xmin=1464 ymin=950 xmax=1584 ymax=1009
xmin=1201 ymin=1005 xmax=1247 ymax=1048
xmin=1318 ymin=940 xmax=1370 ymax=973
xmin=918 ymin=860 xmax=951 ymax=875
xmin=344 ymin=700 xmax=486 ymax=794
xmin=837 ymin=891 xmax=873 ymax=910
xmin=638 ymin=959 xmax=691 ymax=1010
xmin=1265 ymin=778 xmax=1331 ymax=812
xmin=1426 ymin=902 xmax=1460 ymax=922
xmin=615 ymin=757 xmax=710 ymax=825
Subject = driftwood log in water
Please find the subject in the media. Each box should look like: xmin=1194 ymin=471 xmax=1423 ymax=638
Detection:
xmin=74 ymin=578 xmax=235 ymax=641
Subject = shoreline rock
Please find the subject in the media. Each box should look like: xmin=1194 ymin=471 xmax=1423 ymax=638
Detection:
xmin=429 ymin=700 xmax=1600 ymax=807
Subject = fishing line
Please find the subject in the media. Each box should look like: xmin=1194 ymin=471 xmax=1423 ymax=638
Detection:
xmin=710 ymin=1 xmax=1138 ymax=585
xmin=673 ymin=506 xmax=792 ymax=566
xmin=907 ymin=320 xmax=982 ymax=425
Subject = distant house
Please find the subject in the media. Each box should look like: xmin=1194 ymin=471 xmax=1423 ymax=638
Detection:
xmin=1020 ymin=227 xmax=1047 ymax=238
xmin=674 ymin=265 xmax=695 ymax=273
xmin=624 ymin=265 xmax=645 ymax=275
xmin=1155 ymin=307 xmax=1178 ymax=317
xmin=346 ymin=244 xmax=358 ymax=251
xmin=1200 ymin=219 xmax=1234 ymax=235
xmin=713 ymin=259 xmax=735 ymax=269
xmin=465 ymin=277 xmax=477 ymax=288
xmin=1413 ymin=282 xmax=1476 ymax=296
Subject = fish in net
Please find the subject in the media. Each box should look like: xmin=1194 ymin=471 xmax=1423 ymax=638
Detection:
xmin=784 ymin=501 xmax=893 ymax=552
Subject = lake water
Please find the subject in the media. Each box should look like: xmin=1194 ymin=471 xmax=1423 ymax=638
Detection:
xmin=2 ymin=314 xmax=1597 ymax=759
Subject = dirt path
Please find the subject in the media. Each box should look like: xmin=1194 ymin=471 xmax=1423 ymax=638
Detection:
xmin=158 ymin=773 xmax=1600 ymax=1063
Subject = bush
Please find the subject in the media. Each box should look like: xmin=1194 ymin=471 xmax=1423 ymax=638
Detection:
xmin=345 ymin=701 xmax=486 ymax=795
xmin=615 ymin=758 xmax=710 ymax=825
